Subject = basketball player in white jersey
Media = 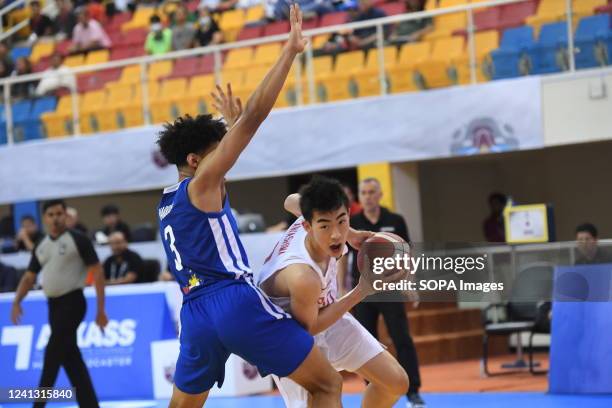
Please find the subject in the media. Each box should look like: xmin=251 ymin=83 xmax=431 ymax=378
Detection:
xmin=254 ymin=176 xmax=409 ymax=408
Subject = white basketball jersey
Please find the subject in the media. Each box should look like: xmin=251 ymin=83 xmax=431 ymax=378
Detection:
xmin=255 ymin=216 xmax=347 ymax=311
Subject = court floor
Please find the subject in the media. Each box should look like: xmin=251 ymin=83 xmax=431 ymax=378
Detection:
xmin=3 ymin=392 xmax=612 ymax=408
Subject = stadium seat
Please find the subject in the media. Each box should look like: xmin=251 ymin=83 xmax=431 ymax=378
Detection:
xmin=30 ymin=41 xmax=55 ymax=63
xmin=388 ymin=41 xmax=431 ymax=93
xmin=79 ymin=90 xmax=107 ymax=134
xmin=246 ymin=5 xmax=265 ymax=24
xmin=118 ymin=29 xmax=149 ymax=47
xmin=223 ymin=47 xmax=254 ymax=70
xmin=122 ymin=8 xmax=155 ymax=31
xmin=574 ymin=0 xmax=608 ymax=18
xmin=498 ymin=0 xmax=538 ymax=29
xmin=416 ymin=37 xmax=464 ymax=88
xmin=85 ymin=49 xmax=109 ymax=65
xmin=166 ymin=57 xmax=200 ymax=79
xmin=379 ymin=2 xmax=406 ymax=16
xmin=64 ymin=54 xmax=85 ymax=68
xmin=320 ymin=12 xmax=349 ymax=27
xmin=354 ymin=47 xmax=397 ymax=97
xmin=118 ymin=65 xmax=142 ymax=84
xmin=110 ymin=46 xmax=138 ymax=61
xmin=525 ymin=0 xmax=567 ymax=33
xmin=474 ymin=7 xmax=502 ymax=31
xmin=220 ymin=9 xmax=246 ymax=42
xmin=198 ymin=54 xmax=217 ymax=75
xmin=105 ymin=11 xmax=131 ymax=32
xmin=317 ymin=51 xmax=364 ymax=101
xmin=574 ymin=14 xmax=612 ymax=69
xmin=40 ymin=95 xmax=78 ymax=138
xmin=33 ymin=58 xmax=51 ymax=72
xmin=253 ymin=43 xmax=283 ymax=66
xmin=264 ymin=21 xmax=290 ymax=37
xmin=302 ymin=17 xmax=319 ymax=31
xmin=148 ymin=60 xmax=173 ymax=81
xmin=527 ymin=22 xmax=569 ymax=74
xmin=455 ymin=30 xmax=500 ymax=84
xmin=55 ymin=40 xmax=72 ymax=56
xmin=151 ymin=78 xmax=188 ymax=124
xmin=0 ymin=100 xmax=31 ymax=143
xmin=21 ymin=97 xmax=57 ymax=140
xmin=11 ymin=47 xmax=31 ymax=60
xmin=491 ymin=25 xmax=535 ymax=79
xmin=94 ymin=84 xmax=133 ymax=131
xmin=237 ymin=26 xmax=264 ymax=41
xmin=424 ymin=12 xmax=467 ymax=41
xmin=178 ymin=74 xmax=216 ymax=116
xmin=77 ymin=69 xmax=122 ymax=92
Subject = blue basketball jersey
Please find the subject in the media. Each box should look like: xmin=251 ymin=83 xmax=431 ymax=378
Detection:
xmin=158 ymin=178 xmax=251 ymax=299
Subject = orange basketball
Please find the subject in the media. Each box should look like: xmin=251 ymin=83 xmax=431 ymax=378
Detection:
xmin=356 ymin=232 xmax=410 ymax=278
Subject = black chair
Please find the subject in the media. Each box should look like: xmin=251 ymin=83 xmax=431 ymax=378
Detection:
xmin=131 ymin=223 xmax=156 ymax=242
xmin=482 ymin=262 xmax=553 ymax=376
xmin=139 ymin=259 xmax=161 ymax=283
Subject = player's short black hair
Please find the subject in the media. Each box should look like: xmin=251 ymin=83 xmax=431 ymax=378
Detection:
xmin=157 ymin=114 xmax=226 ymax=167
xmin=20 ymin=215 xmax=35 ymax=223
xmin=42 ymin=199 xmax=66 ymax=213
xmin=101 ymin=204 xmax=119 ymax=216
xmin=576 ymin=223 xmax=598 ymax=238
xmin=299 ymin=176 xmax=349 ymax=223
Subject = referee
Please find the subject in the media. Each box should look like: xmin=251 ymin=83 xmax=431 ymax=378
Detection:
xmin=11 ymin=199 xmax=108 ymax=408
xmin=347 ymin=178 xmax=425 ymax=408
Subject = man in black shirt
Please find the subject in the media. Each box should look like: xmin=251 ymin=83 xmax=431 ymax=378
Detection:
xmin=346 ymin=177 xmax=425 ymax=408
xmin=575 ymin=223 xmax=612 ymax=265
xmin=15 ymin=215 xmax=45 ymax=252
xmin=103 ymin=231 xmax=142 ymax=285
xmin=96 ymin=204 xmax=131 ymax=244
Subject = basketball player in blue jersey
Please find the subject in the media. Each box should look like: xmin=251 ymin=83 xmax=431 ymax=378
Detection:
xmin=156 ymin=5 xmax=346 ymax=408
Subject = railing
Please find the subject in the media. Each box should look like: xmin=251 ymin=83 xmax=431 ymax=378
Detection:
xmin=0 ymin=0 xmax=582 ymax=145
xmin=0 ymin=0 xmax=54 ymax=41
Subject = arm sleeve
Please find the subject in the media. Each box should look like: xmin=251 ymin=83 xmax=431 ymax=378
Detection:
xmin=27 ymin=247 xmax=42 ymax=274
xmin=71 ymin=230 xmax=99 ymax=266
xmin=396 ymin=215 xmax=410 ymax=243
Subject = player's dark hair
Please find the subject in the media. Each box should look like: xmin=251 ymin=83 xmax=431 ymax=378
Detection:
xmin=42 ymin=199 xmax=66 ymax=213
xmin=21 ymin=215 xmax=35 ymax=223
xmin=101 ymin=204 xmax=120 ymax=216
xmin=576 ymin=223 xmax=598 ymax=238
xmin=157 ymin=114 xmax=226 ymax=168
xmin=299 ymin=176 xmax=349 ymax=223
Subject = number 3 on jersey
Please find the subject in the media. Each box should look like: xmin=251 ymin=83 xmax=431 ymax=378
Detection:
xmin=164 ymin=225 xmax=183 ymax=271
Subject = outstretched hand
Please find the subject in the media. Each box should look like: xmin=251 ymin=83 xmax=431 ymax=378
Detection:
xmin=211 ymin=83 xmax=243 ymax=128
xmin=287 ymin=3 xmax=307 ymax=54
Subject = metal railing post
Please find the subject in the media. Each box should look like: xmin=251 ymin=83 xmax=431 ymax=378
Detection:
xmin=4 ymin=82 xmax=13 ymax=144
xmin=305 ymin=41 xmax=316 ymax=104
xmin=565 ymin=0 xmax=575 ymax=72
xmin=70 ymin=83 xmax=80 ymax=136
xmin=376 ymin=24 xmax=387 ymax=95
xmin=140 ymin=61 xmax=151 ymax=125
xmin=467 ymin=8 xmax=477 ymax=84
xmin=213 ymin=49 xmax=222 ymax=85
xmin=295 ymin=56 xmax=303 ymax=106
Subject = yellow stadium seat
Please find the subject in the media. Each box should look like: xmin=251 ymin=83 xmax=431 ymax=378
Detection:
xmin=397 ymin=41 xmax=432 ymax=69
xmin=30 ymin=41 xmax=55 ymax=63
xmin=253 ymin=43 xmax=282 ymax=67
xmin=311 ymin=56 xmax=334 ymax=80
xmin=316 ymin=52 xmax=363 ymax=101
xmin=439 ymin=0 xmax=468 ymax=8
xmin=63 ymin=54 xmax=85 ymax=68
xmin=454 ymin=30 xmax=499 ymax=84
xmin=312 ymin=35 xmax=330 ymax=49
xmin=85 ymin=49 xmax=109 ymax=65
xmin=118 ymin=65 xmax=142 ymax=84
xmin=416 ymin=37 xmax=464 ymax=88
xmin=424 ymin=12 xmax=466 ymax=41
xmin=178 ymin=75 xmax=216 ymax=116
xmin=151 ymin=79 xmax=188 ymax=123
xmin=246 ymin=5 xmax=265 ymax=23
xmin=220 ymin=9 xmax=246 ymax=42
xmin=425 ymin=0 xmax=438 ymax=10
xmin=353 ymin=47 xmax=397 ymax=97
xmin=574 ymin=0 xmax=607 ymax=18
xmin=122 ymin=7 xmax=155 ymax=31
xmin=220 ymin=70 xmax=245 ymax=88
xmin=148 ymin=60 xmax=173 ymax=81
xmin=388 ymin=41 xmax=432 ymax=92
xmin=333 ymin=50 xmax=366 ymax=77
xmin=79 ymin=90 xmax=107 ymax=134
xmin=525 ymin=0 xmax=566 ymax=32
xmin=95 ymin=84 xmax=133 ymax=131
xmin=320 ymin=77 xmax=353 ymax=102
xmin=41 ymin=95 xmax=77 ymax=138
xmin=223 ymin=47 xmax=254 ymax=70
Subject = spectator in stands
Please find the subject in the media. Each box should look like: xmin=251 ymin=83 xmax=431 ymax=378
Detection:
xmin=193 ymin=6 xmax=223 ymax=47
xmin=103 ymin=231 xmax=142 ymax=284
xmin=15 ymin=215 xmax=44 ymax=252
xmin=274 ymin=0 xmax=334 ymax=20
xmin=96 ymin=204 xmax=132 ymax=244
xmin=66 ymin=206 xmax=89 ymax=236
xmin=11 ymin=57 xmax=36 ymax=100
xmin=69 ymin=7 xmax=111 ymax=54
xmin=575 ymin=223 xmax=612 ymax=265
xmin=29 ymin=1 xmax=55 ymax=40
xmin=0 ymin=59 xmax=11 ymax=79
xmin=54 ymin=0 xmax=78 ymax=39
xmin=0 ymin=42 xmax=14 ymax=73
xmin=0 ymin=261 xmax=19 ymax=292
xmin=347 ymin=0 xmax=388 ymax=49
xmin=483 ymin=192 xmax=507 ymax=242
xmin=388 ymin=0 xmax=433 ymax=44
xmin=171 ymin=5 xmax=196 ymax=51
xmin=35 ymin=53 xmax=76 ymax=96
xmin=145 ymin=15 xmax=172 ymax=55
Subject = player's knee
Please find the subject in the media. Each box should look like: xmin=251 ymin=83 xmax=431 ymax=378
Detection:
xmin=306 ymin=369 xmax=342 ymax=396
xmin=386 ymin=367 xmax=409 ymax=396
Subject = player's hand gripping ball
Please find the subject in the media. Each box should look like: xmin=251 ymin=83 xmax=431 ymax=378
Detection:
xmin=357 ymin=232 xmax=411 ymax=287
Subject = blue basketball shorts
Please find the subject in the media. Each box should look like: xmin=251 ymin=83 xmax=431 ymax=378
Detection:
xmin=174 ymin=277 xmax=314 ymax=394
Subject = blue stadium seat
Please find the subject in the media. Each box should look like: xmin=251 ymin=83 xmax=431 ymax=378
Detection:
xmin=528 ymin=22 xmax=569 ymax=74
xmin=10 ymin=46 xmax=31 ymax=60
xmin=0 ymin=100 xmax=32 ymax=143
xmin=491 ymin=26 xmax=535 ymax=79
xmin=20 ymin=97 xmax=57 ymax=141
xmin=575 ymin=14 xmax=612 ymax=69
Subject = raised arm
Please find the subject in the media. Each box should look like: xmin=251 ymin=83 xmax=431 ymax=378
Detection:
xmin=192 ymin=4 xmax=307 ymax=189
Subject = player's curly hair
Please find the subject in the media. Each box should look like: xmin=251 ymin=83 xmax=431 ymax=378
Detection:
xmin=156 ymin=114 xmax=226 ymax=167
xmin=299 ymin=176 xmax=349 ymax=222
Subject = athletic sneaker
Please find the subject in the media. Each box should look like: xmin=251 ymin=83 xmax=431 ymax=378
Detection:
xmin=407 ymin=393 xmax=426 ymax=408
